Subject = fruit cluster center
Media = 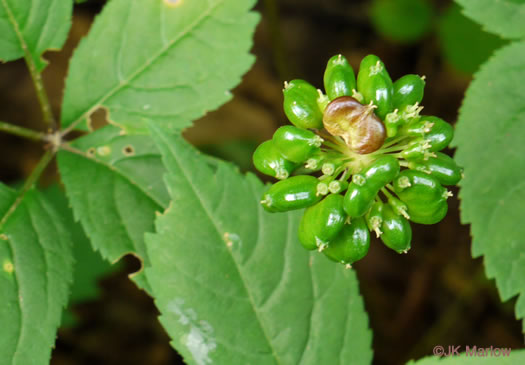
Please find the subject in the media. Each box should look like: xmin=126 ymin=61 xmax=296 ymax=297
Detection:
xmin=253 ymin=54 xmax=462 ymax=267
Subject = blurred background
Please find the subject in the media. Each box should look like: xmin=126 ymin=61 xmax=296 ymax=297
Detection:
xmin=0 ymin=0 xmax=522 ymax=364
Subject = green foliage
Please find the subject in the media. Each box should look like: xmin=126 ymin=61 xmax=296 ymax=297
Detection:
xmin=57 ymin=126 xmax=170 ymax=292
xmin=0 ymin=0 xmax=72 ymax=71
xmin=0 ymin=184 xmax=74 ymax=364
xmin=370 ymin=0 xmax=434 ymax=43
xmin=407 ymin=349 xmax=525 ymax=364
xmin=41 ymin=185 xmax=116 ymax=327
xmin=453 ymin=41 xmax=525 ymax=332
xmin=144 ymin=125 xmax=373 ymax=365
xmin=60 ymin=0 xmax=259 ymax=134
xmin=456 ymin=0 xmax=525 ymax=40
xmin=438 ymin=4 xmax=506 ymax=74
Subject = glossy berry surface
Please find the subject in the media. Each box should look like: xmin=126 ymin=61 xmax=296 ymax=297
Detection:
xmin=253 ymin=54 xmax=461 ymax=267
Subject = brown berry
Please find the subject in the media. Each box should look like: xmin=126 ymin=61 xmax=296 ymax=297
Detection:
xmin=323 ymin=96 xmax=386 ymax=154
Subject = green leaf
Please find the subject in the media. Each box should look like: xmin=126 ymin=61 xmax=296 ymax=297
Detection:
xmin=145 ymin=126 xmax=373 ymax=365
xmin=61 ymin=0 xmax=259 ymax=134
xmin=0 ymin=0 xmax=73 ymax=71
xmin=370 ymin=0 xmax=434 ymax=44
xmin=407 ymin=349 xmax=525 ymax=364
xmin=438 ymin=3 xmax=507 ymax=74
xmin=57 ymin=126 xmax=170 ymax=292
xmin=456 ymin=0 xmax=525 ymax=40
xmin=0 ymin=184 xmax=74 ymax=364
xmin=41 ymin=185 xmax=117 ymax=327
xmin=452 ymin=41 xmax=525 ymax=332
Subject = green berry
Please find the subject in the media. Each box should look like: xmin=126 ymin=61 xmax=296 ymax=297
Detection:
xmin=357 ymin=55 xmax=394 ymax=119
xmin=324 ymin=54 xmax=357 ymax=100
xmin=387 ymin=195 xmax=410 ymax=220
xmin=403 ymin=116 xmax=454 ymax=152
xmin=393 ymin=74 xmax=425 ymax=110
xmin=272 ymin=125 xmax=323 ymax=163
xmin=261 ymin=175 xmax=322 ymax=212
xmin=323 ymin=217 xmax=370 ymax=266
xmin=407 ymin=199 xmax=448 ymax=225
xmin=366 ymin=200 xmax=384 ymax=237
xmin=344 ymin=156 xmax=400 ymax=218
xmin=283 ymin=79 xmax=323 ymax=129
xmin=392 ymin=170 xmax=451 ymax=224
xmin=343 ymin=183 xmax=376 ymax=218
xmin=380 ymin=204 xmax=412 ymax=253
xmin=328 ymin=179 xmax=349 ymax=194
xmin=357 ymin=55 xmax=393 ymax=88
xmin=408 ymin=152 xmax=462 ymax=186
xmin=304 ymin=153 xmax=325 ymax=171
xmin=400 ymin=138 xmax=435 ymax=161
xmin=393 ymin=169 xmax=447 ymax=206
xmin=364 ymin=155 xmax=401 ymax=189
xmin=253 ymin=140 xmax=297 ymax=179
xmin=298 ymin=194 xmax=346 ymax=250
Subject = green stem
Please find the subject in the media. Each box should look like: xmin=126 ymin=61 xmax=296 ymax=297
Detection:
xmin=26 ymin=60 xmax=56 ymax=130
xmin=0 ymin=150 xmax=55 ymax=228
xmin=0 ymin=0 xmax=56 ymax=130
xmin=322 ymin=140 xmax=347 ymax=153
xmin=382 ymin=134 xmax=409 ymax=148
xmin=0 ymin=120 xmax=47 ymax=141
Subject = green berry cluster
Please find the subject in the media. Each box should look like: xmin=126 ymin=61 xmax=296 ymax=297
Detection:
xmin=253 ymin=54 xmax=462 ymax=268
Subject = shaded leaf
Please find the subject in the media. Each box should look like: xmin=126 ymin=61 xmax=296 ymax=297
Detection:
xmin=61 ymin=0 xmax=259 ymax=133
xmin=452 ymin=41 xmax=525 ymax=332
xmin=0 ymin=0 xmax=73 ymax=70
xmin=456 ymin=0 xmax=525 ymax=40
xmin=41 ymin=185 xmax=117 ymax=327
xmin=370 ymin=0 xmax=434 ymax=44
xmin=145 ymin=125 xmax=373 ymax=365
xmin=438 ymin=3 xmax=507 ymax=74
xmin=0 ymin=184 xmax=74 ymax=364
xmin=57 ymin=126 xmax=169 ymax=292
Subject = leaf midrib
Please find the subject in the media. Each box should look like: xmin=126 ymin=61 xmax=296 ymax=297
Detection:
xmin=156 ymin=132 xmax=284 ymax=365
xmin=63 ymin=0 xmax=222 ymax=132
xmin=60 ymin=145 xmax=166 ymax=209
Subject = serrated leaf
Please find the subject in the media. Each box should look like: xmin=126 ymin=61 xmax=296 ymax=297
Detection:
xmin=57 ymin=126 xmax=170 ymax=292
xmin=61 ymin=0 xmax=259 ymax=134
xmin=452 ymin=41 xmax=525 ymax=332
xmin=0 ymin=0 xmax=73 ymax=70
xmin=145 ymin=126 xmax=373 ymax=365
xmin=41 ymin=185 xmax=117 ymax=327
xmin=407 ymin=349 xmax=524 ymax=364
xmin=0 ymin=184 xmax=74 ymax=364
xmin=438 ymin=3 xmax=507 ymax=74
xmin=456 ymin=0 xmax=525 ymax=40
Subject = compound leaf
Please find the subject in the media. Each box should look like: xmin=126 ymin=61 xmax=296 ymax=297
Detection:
xmin=61 ymin=0 xmax=259 ymax=134
xmin=452 ymin=41 xmax=525 ymax=332
xmin=145 ymin=125 xmax=373 ymax=365
xmin=0 ymin=0 xmax=73 ymax=70
xmin=0 ymin=184 xmax=74 ymax=364
xmin=57 ymin=126 xmax=169 ymax=292
xmin=456 ymin=0 xmax=525 ymax=40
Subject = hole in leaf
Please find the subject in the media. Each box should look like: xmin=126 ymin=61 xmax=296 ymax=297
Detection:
xmin=122 ymin=145 xmax=135 ymax=156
